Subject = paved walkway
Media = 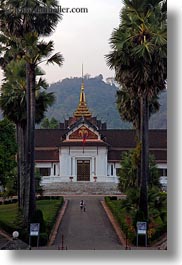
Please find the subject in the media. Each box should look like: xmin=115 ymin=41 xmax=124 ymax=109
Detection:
xmin=0 ymin=230 xmax=10 ymax=249
xmin=0 ymin=230 xmax=28 ymax=250
xmin=53 ymin=196 xmax=123 ymax=250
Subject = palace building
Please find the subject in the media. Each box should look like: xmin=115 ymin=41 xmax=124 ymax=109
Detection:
xmin=35 ymin=78 xmax=167 ymax=188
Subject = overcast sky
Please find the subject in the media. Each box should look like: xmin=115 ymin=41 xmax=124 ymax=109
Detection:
xmin=0 ymin=0 xmax=122 ymax=85
xmin=0 ymin=0 xmax=181 ymax=86
xmin=41 ymin=0 xmax=123 ymax=84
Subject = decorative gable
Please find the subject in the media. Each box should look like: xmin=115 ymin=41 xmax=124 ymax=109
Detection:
xmin=69 ymin=125 xmax=98 ymax=140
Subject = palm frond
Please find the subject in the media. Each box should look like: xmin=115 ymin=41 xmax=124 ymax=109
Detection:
xmin=46 ymin=52 xmax=64 ymax=66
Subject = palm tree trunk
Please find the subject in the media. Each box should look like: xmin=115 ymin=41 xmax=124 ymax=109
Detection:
xmin=135 ymin=119 xmax=141 ymax=188
xmin=21 ymin=124 xmax=27 ymax=210
xmin=16 ymin=123 xmax=26 ymax=210
xmin=29 ymin=63 xmax=36 ymax=220
xmin=16 ymin=124 xmax=21 ymax=208
xmin=139 ymin=94 xmax=149 ymax=221
xmin=24 ymin=62 xmax=31 ymax=224
xmin=24 ymin=62 xmax=36 ymax=223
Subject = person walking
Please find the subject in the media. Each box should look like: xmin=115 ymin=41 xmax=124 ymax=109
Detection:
xmin=80 ymin=200 xmax=86 ymax=212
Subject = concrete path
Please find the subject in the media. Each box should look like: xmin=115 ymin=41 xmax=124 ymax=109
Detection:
xmin=0 ymin=230 xmax=10 ymax=249
xmin=53 ymin=196 xmax=123 ymax=250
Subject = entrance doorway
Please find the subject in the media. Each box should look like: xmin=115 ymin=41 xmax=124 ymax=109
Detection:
xmin=77 ymin=160 xmax=90 ymax=181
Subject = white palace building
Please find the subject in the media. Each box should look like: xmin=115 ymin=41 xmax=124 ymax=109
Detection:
xmin=34 ymin=79 xmax=167 ymax=192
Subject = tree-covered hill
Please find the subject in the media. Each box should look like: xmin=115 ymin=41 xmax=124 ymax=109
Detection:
xmin=0 ymin=75 xmax=167 ymax=129
xmin=44 ymin=75 xmax=167 ymax=129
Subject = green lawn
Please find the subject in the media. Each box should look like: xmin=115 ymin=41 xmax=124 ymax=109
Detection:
xmin=0 ymin=198 xmax=64 ymax=234
xmin=0 ymin=203 xmax=18 ymax=229
xmin=37 ymin=199 xmax=62 ymax=223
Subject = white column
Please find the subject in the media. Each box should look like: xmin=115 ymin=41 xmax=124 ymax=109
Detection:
xmin=50 ymin=163 xmax=54 ymax=176
xmin=71 ymin=157 xmax=73 ymax=176
xmin=92 ymin=157 xmax=95 ymax=179
xmin=73 ymin=157 xmax=76 ymax=180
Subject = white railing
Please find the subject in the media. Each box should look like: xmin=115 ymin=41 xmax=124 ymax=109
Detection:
xmin=41 ymin=176 xmax=62 ymax=185
xmin=41 ymin=176 xmax=119 ymax=185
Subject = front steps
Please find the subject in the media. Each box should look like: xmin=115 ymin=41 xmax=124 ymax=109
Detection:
xmin=42 ymin=182 xmax=122 ymax=195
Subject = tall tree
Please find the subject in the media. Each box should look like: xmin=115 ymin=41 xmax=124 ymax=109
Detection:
xmin=0 ymin=59 xmax=55 ymax=209
xmin=117 ymin=87 xmax=160 ymax=187
xmin=20 ymin=35 xmax=63 ymax=220
xmin=0 ymin=0 xmax=63 ymax=223
xmin=106 ymin=0 xmax=167 ymax=220
xmin=0 ymin=119 xmax=17 ymax=190
xmin=117 ymin=86 xmax=160 ymax=140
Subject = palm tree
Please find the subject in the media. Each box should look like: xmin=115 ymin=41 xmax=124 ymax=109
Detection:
xmin=20 ymin=34 xmax=63 ymax=220
xmin=117 ymin=86 xmax=160 ymax=141
xmin=0 ymin=42 xmax=60 ymax=222
xmin=106 ymin=0 xmax=167 ymax=220
xmin=0 ymin=0 xmax=61 ymax=36
xmin=0 ymin=0 xmax=63 ymax=223
xmin=0 ymin=59 xmax=55 ymax=211
xmin=117 ymin=86 xmax=160 ymax=187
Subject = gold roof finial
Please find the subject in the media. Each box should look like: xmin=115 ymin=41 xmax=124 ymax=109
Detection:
xmin=81 ymin=63 xmax=84 ymax=92
xmin=82 ymin=64 xmax=83 ymax=80
xmin=74 ymin=65 xmax=92 ymax=118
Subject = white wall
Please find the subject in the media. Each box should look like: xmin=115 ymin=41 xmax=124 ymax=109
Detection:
xmin=36 ymin=159 xmax=167 ymax=185
xmin=59 ymin=146 xmax=108 ymax=182
xmin=157 ymin=163 xmax=167 ymax=169
xmin=35 ymin=162 xmax=60 ymax=177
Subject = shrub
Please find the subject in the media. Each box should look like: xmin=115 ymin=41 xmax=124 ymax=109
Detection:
xmin=105 ymin=195 xmax=167 ymax=246
xmin=30 ymin=209 xmax=46 ymax=233
xmin=109 ymin=196 xmax=118 ymax=200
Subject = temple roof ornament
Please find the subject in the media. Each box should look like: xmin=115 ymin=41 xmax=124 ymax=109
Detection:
xmin=73 ymin=65 xmax=92 ymax=118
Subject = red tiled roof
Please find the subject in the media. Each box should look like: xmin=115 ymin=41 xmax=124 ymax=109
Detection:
xmin=34 ymin=129 xmax=167 ymax=163
xmin=102 ymin=129 xmax=167 ymax=163
xmin=100 ymin=129 xmax=167 ymax=149
xmin=35 ymin=149 xmax=59 ymax=162
xmin=107 ymin=149 xmax=167 ymax=163
xmin=150 ymin=149 xmax=167 ymax=163
xmin=35 ymin=129 xmax=66 ymax=147
xmin=60 ymin=141 xmax=109 ymax=147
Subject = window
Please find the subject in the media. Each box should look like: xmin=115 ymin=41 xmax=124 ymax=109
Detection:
xmin=158 ymin=168 xmax=167 ymax=177
xmin=111 ymin=164 xmax=114 ymax=176
xmin=54 ymin=164 xmax=56 ymax=176
xmin=39 ymin=168 xmax=51 ymax=176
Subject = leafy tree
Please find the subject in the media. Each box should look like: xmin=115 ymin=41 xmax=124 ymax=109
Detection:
xmin=118 ymin=148 xmax=166 ymax=241
xmin=49 ymin=117 xmax=59 ymax=128
xmin=0 ymin=119 xmax=17 ymax=190
xmin=118 ymin=148 xmax=160 ymax=193
xmin=40 ymin=117 xmax=50 ymax=129
xmin=40 ymin=117 xmax=59 ymax=129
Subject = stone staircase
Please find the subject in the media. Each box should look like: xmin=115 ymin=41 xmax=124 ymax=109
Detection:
xmin=42 ymin=182 xmax=122 ymax=195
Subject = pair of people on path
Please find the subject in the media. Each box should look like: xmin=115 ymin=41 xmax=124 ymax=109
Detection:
xmin=80 ymin=200 xmax=86 ymax=212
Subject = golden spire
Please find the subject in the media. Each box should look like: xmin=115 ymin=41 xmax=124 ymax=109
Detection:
xmin=80 ymin=64 xmax=85 ymax=102
xmin=74 ymin=65 xmax=92 ymax=118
